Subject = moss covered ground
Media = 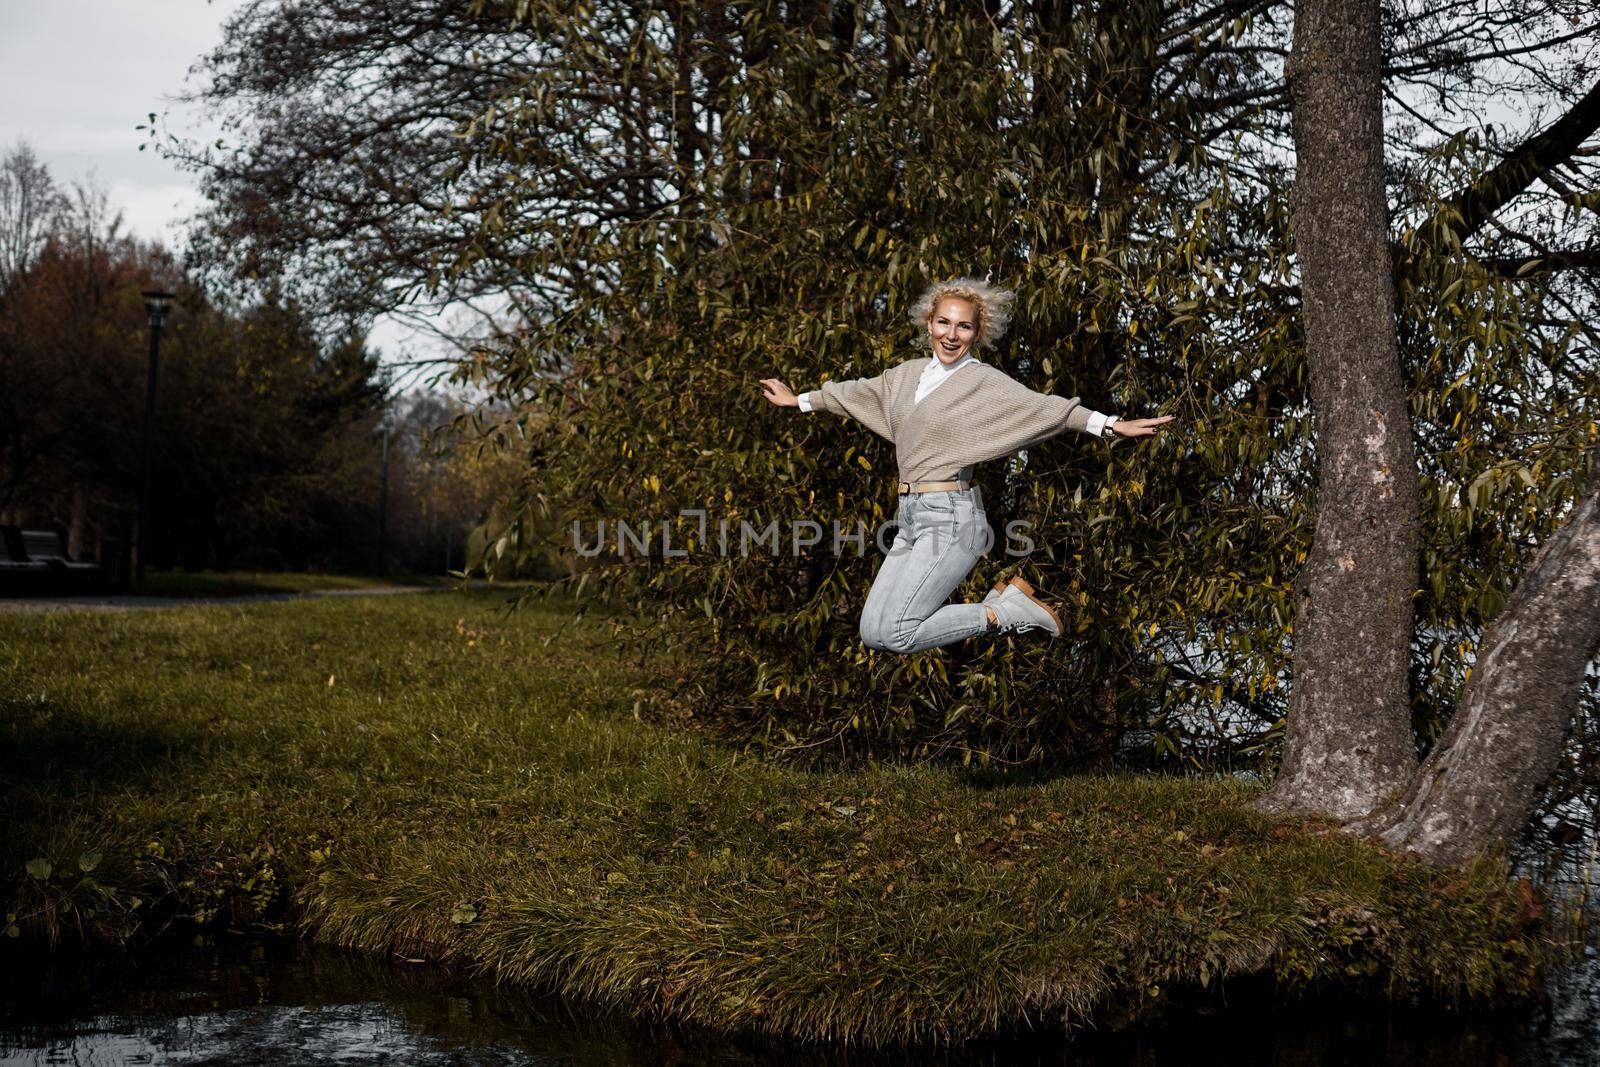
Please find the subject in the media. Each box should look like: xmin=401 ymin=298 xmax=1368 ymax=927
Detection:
xmin=0 ymin=591 xmax=1551 ymax=1045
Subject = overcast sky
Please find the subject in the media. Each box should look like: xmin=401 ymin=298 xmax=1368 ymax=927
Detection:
xmin=0 ymin=0 xmax=245 ymax=247
xmin=0 ymin=0 xmax=424 ymax=362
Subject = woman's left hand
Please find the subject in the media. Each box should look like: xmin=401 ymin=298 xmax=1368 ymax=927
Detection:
xmin=1111 ymin=415 xmax=1177 ymax=438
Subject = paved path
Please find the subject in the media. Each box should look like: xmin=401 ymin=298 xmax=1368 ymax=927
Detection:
xmin=0 ymin=584 xmax=474 ymax=614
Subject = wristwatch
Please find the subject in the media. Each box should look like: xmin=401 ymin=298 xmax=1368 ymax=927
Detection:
xmin=1102 ymin=416 xmax=1119 ymax=438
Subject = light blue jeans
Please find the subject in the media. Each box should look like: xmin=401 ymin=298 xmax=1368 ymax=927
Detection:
xmin=859 ymin=486 xmax=995 ymax=654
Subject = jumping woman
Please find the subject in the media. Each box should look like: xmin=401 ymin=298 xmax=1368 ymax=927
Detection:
xmin=759 ymin=277 xmax=1174 ymax=654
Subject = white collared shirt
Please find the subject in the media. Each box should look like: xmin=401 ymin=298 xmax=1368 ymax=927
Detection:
xmin=914 ymin=353 xmax=976 ymax=404
xmin=799 ymin=355 xmax=1116 ymax=435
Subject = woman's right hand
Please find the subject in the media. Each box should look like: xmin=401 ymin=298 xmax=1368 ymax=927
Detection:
xmin=759 ymin=378 xmax=799 ymax=407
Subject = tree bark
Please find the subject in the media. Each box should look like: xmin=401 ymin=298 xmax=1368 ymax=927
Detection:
xmin=1254 ymin=0 xmax=1420 ymax=820
xmin=1352 ymin=456 xmax=1600 ymax=867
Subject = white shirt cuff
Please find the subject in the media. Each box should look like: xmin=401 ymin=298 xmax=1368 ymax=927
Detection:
xmin=797 ymin=391 xmax=815 ymax=413
xmin=1086 ymin=410 xmax=1113 ymax=437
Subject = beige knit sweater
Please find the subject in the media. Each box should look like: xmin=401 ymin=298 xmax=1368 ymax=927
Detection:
xmin=803 ymin=357 xmax=1096 ymax=483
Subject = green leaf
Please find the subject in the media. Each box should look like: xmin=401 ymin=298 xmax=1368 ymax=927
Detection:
xmin=25 ymin=858 xmax=51 ymax=881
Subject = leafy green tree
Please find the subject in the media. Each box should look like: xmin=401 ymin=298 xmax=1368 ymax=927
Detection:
xmin=170 ymin=0 xmax=1600 ymax=841
xmin=458 ymin=1 xmax=1313 ymax=766
xmin=0 ymin=197 xmax=391 ymax=573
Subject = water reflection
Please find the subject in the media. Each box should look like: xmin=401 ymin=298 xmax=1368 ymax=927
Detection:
xmin=2 ymin=937 xmax=1597 ymax=1066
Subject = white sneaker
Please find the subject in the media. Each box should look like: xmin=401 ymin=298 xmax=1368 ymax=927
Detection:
xmin=990 ymin=580 xmax=1062 ymax=637
xmin=981 ymin=579 xmax=1012 ymax=606
xmin=985 ymin=576 xmax=1043 ymax=604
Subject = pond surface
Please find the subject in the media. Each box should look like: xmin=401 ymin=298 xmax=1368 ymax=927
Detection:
xmin=2 ymin=936 xmax=1597 ymax=1066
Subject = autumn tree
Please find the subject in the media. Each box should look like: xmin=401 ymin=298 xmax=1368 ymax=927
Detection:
xmin=1257 ymin=0 xmax=1600 ymax=866
xmin=382 ymin=390 xmax=528 ymax=574
xmin=0 ymin=156 xmax=393 ymax=572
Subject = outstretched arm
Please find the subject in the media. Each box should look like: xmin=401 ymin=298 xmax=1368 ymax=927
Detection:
xmin=759 ymin=370 xmax=897 ymax=441
xmin=968 ymin=372 xmax=1094 ymax=460
xmin=969 ymin=369 xmax=1176 ymax=461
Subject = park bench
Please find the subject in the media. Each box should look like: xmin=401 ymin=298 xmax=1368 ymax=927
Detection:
xmin=0 ymin=525 xmax=52 ymax=594
xmin=0 ymin=526 xmax=104 ymax=595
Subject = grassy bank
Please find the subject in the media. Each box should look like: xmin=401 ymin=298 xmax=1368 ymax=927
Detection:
xmin=0 ymin=592 xmax=1550 ymax=1045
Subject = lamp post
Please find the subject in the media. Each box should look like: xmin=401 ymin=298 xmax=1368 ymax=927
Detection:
xmin=376 ymin=422 xmax=391 ymax=576
xmin=136 ymin=289 xmax=174 ymax=584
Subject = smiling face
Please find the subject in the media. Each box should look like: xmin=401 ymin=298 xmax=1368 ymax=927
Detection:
xmin=926 ymin=297 xmax=979 ymax=364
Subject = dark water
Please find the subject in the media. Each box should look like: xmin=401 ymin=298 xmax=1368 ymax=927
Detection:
xmin=2 ymin=937 xmax=1598 ymax=1066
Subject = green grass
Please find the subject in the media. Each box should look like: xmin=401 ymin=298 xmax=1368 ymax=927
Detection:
xmin=127 ymin=570 xmax=424 ymax=598
xmin=0 ymin=592 xmax=1551 ymax=1045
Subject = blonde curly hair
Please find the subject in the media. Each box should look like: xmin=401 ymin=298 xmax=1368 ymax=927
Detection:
xmin=908 ymin=276 xmax=1016 ymax=350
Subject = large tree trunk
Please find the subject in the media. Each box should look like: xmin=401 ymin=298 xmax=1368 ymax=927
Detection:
xmin=1254 ymin=0 xmax=1420 ymax=820
xmin=1352 ymin=458 xmax=1600 ymax=867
